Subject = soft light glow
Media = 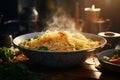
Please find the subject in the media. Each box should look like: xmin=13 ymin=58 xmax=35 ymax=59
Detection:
xmin=84 ymin=4 xmax=101 ymax=11
xmin=92 ymin=5 xmax=95 ymax=10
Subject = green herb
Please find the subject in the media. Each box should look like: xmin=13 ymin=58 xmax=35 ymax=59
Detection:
xmin=0 ymin=47 xmax=40 ymax=80
xmin=39 ymin=46 xmax=48 ymax=50
xmin=34 ymin=35 xmax=39 ymax=39
xmin=113 ymin=49 xmax=120 ymax=55
xmin=88 ymin=39 xmax=93 ymax=42
xmin=18 ymin=44 xmax=24 ymax=47
xmin=101 ymin=56 xmax=110 ymax=62
xmin=0 ymin=47 xmax=14 ymax=62
xmin=27 ymin=38 xmax=32 ymax=41
xmin=75 ymin=47 xmax=80 ymax=50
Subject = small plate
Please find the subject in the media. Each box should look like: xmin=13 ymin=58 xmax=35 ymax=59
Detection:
xmin=97 ymin=49 xmax=120 ymax=72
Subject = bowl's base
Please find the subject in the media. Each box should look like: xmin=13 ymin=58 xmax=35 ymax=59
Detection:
xmin=25 ymin=61 xmax=83 ymax=71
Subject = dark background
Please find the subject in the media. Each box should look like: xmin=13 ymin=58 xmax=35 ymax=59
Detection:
xmin=0 ymin=0 xmax=120 ymax=35
xmin=0 ymin=0 xmax=18 ymax=21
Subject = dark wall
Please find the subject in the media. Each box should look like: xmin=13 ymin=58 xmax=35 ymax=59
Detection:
xmin=36 ymin=0 xmax=120 ymax=33
xmin=93 ymin=0 xmax=120 ymax=33
xmin=65 ymin=0 xmax=120 ymax=33
xmin=0 ymin=0 xmax=120 ymax=33
xmin=0 ymin=0 xmax=18 ymax=21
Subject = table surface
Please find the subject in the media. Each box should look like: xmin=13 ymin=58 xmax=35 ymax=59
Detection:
xmin=27 ymin=57 xmax=120 ymax=80
xmin=26 ymin=54 xmax=120 ymax=80
xmin=23 ymin=44 xmax=120 ymax=80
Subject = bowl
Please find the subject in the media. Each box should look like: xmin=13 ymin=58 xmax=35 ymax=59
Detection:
xmin=97 ymin=49 xmax=120 ymax=72
xmin=98 ymin=32 xmax=120 ymax=49
xmin=13 ymin=32 xmax=106 ymax=68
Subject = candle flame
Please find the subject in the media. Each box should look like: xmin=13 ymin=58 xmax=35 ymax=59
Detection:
xmin=84 ymin=4 xmax=101 ymax=11
xmin=92 ymin=5 xmax=95 ymax=10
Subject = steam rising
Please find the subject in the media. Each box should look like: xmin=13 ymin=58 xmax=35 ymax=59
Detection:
xmin=45 ymin=8 xmax=82 ymax=33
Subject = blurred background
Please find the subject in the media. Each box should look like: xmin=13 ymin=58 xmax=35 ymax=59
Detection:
xmin=0 ymin=0 xmax=120 ymax=38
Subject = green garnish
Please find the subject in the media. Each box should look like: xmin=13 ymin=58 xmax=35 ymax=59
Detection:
xmin=113 ymin=49 xmax=120 ymax=55
xmin=27 ymin=38 xmax=32 ymax=41
xmin=101 ymin=56 xmax=110 ymax=62
xmin=27 ymin=35 xmax=39 ymax=41
xmin=34 ymin=35 xmax=39 ymax=39
xmin=0 ymin=47 xmax=48 ymax=80
xmin=0 ymin=47 xmax=15 ymax=62
xmin=75 ymin=47 xmax=80 ymax=50
xmin=18 ymin=44 xmax=24 ymax=47
xmin=39 ymin=46 xmax=48 ymax=50
xmin=88 ymin=39 xmax=93 ymax=42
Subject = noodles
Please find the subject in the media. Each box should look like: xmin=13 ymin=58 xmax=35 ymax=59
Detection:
xmin=19 ymin=31 xmax=100 ymax=51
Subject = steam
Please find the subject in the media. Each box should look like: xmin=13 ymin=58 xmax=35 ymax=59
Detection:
xmin=44 ymin=7 xmax=82 ymax=33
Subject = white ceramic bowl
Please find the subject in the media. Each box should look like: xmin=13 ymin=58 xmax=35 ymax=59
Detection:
xmin=13 ymin=32 xmax=106 ymax=68
xmin=97 ymin=49 xmax=120 ymax=72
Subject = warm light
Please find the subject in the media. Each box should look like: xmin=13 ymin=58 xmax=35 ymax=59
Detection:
xmin=84 ymin=4 xmax=101 ymax=11
xmin=92 ymin=5 xmax=95 ymax=10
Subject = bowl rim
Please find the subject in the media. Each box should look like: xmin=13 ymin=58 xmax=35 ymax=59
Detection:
xmin=13 ymin=32 xmax=107 ymax=53
xmin=97 ymin=49 xmax=120 ymax=67
xmin=98 ymin=31 xmax=120 ymax=38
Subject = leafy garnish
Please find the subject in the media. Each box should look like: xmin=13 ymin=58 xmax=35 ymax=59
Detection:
xmin=88 ymin=39 xmax=93 ymax=42
xmin=27 ymin=38 xmax=32 ymax=41
xmin=75 ymin=47 xmax=80 ymax=50
xmin=34 ymin=35 xmax=39 ymax=39
xmin=0 ymin=47 xmax=40 ymax=80
xmin=39 ymin=46 xmax=48 ymax=50
xmin=101 ymin=56 xmax=110 ymax=62
xmin=113 ymin=49 xmax=120 ymax=55
xmin=18 ymin=44 xmax=24 ymax=47
xmin=0 ymin=47 xmax=15 ymax=62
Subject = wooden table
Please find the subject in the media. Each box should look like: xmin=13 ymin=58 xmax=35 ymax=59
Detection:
xmin=27 ymin=56 xmax=120 ymax=80
xmin=27 ymin=44 xmax=120 ymax=80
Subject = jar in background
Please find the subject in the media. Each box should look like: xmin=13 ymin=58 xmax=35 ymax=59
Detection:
xmin=18 ymin=0 xmax=38 ymax=32
xmin=0 ymin=34 xmax=13 ymax=48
